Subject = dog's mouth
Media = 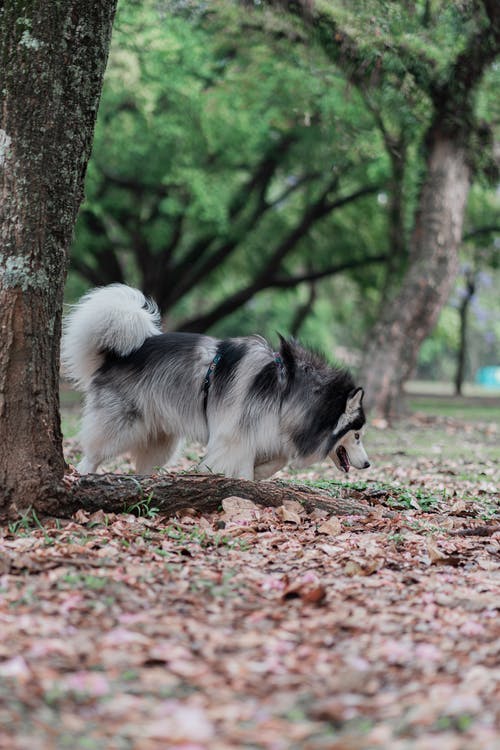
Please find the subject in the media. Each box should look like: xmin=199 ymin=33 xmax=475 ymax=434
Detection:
xmin=336 ymin=445 xmax=350 ymax=473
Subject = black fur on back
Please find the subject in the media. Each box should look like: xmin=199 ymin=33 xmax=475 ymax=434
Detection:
xmin=248 ymin=361 xmax=281 ymax=402
xmin=99 ymin=332 xmax=205 ymax=374
xmin=212 ymin=340 xmax=248 ymax=397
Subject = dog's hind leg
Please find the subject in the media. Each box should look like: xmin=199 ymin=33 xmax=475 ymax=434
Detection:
xmin=76 ymin=409 xmax=118 ymax=474
xmin=77 ymin=431 xmax=115 ymax=473
xmin=77 ymin=454 xmax=104 ymax=474
xmin=132 ymin=434 xmax=180 ymax=475
xmin=77 ymin=402 xmax=145 ymax=474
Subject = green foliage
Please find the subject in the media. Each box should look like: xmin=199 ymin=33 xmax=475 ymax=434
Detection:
xmin=297 ymin=477 xmax=445 ymax=512
xmin=68 ymin=0 xmax=499 ymax=368
xmin=70 ymin=0 xmax=391 ymax=341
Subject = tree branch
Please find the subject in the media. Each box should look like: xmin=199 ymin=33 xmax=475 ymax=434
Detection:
xmin=70 ymin=257 xmax=103 ymax=287
xmin=270 ymin=253 xmax=388 ymax=289
xmin=430 ymin=2 xmax=500 ymax=112
xmin=97 ymin=167 xmax=174 ymax=198
xmin=258 ymin=1 xmax=436 ymax=92
xmin=178 ymin=182 xmax=380 ymax=332
xmin=290 ymin=280 xmax=317 ymax=337
xmin=165 ymin=133 xmax=300 ymax=306
xmin=72 ymin=210 xmax=124 ymax=284
xmin=267 ymin=171 xmax=322 ymax=209
xmin=175 ymin=133 xmax=298 ymax=279
xmin=168 ymin=173 xmax=321 ymax=305
xmin=463 ymin=225 xmax=500 ymax=241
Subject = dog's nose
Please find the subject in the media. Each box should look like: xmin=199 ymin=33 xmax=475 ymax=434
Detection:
xmin=363 ymin=461 xmax=370 ymax=469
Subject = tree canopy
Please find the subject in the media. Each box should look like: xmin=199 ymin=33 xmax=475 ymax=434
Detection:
xmin=69 ymin=0 xmax=500 ymax=378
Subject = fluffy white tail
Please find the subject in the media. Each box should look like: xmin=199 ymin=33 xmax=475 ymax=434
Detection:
xmin=61 ymin=284 xmax=161 ymax=390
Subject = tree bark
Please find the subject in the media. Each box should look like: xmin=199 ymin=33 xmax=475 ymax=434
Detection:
xmin=359 ymin=1 xmax=500 ymax=417
xmin=360 ymin=132 xmax=470 ymax=417
xmin=44 ymin=473 xmax=376 ymax=519
xmin=0 ymin=1 xmax=117 ymax=515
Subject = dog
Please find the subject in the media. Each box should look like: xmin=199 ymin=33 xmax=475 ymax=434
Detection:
xmin=61 ymin=284 xmax=370 ymax=479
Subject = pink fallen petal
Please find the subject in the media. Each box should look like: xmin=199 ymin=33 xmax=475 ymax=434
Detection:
xmin=414 ymin=643 xmax=442 ymax=662
xmin=102 ymin=628 xmax=150 ymax=646
xmin=460 ymin=620 xmax=485 ymax=636
xmin=60 ymin=593 xmax=84 ymax=614
xmin=380 ymin=639 xmax=413 ymax=664
xmin=0 ymin=656 xmax=30 ymax=679
xmin=64 ymin=671 xmax=110 ymax=697
xmin=149 ymin=703 xmax=214 ymax=741
xmin=261 ymin=576 xmax=286 ymax=592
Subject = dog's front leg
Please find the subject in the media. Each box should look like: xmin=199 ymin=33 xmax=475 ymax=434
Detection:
xmin=253 ymin=456 xmax=286 ymax=480
xmin=201 ymin=440 xmax=255 ymax=480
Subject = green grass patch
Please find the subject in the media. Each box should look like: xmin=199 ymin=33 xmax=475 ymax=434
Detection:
xmin=296 ymin=478 xmax=447 ymax=511
xmin=163 ymin=523 xmax=248 ymax=550
xmin=408 ymin=397 xmax=500 ymax=423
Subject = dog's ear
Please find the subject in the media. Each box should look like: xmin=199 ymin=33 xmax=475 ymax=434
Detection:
xmin=277 ymin=334 xmax=296 ymax=381
xmin=346 ymin=387 xmax=364 ymax=414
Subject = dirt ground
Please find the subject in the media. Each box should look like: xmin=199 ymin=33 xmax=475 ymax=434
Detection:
xmin=0 ymin=408 xmax=498 ymax=750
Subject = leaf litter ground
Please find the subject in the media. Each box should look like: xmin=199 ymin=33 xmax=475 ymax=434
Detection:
xmin=0 ymin=410 xmax=499 ymax=750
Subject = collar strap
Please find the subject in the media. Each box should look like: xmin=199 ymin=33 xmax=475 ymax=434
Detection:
xmin=203 ymin=352 xmax=222 ymax=413
xmin=273 ymin=351 xmax=286 ymax=384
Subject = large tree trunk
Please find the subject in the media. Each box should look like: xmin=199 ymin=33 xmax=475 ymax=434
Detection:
xmin=360 ymin=130 xmax=470 ymax=418
xmin=0 ymin=2 xmax=117 ymax=516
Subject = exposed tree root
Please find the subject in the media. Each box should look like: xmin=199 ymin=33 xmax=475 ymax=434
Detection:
xmin=44 ymin=472 xmax=376 ymax=519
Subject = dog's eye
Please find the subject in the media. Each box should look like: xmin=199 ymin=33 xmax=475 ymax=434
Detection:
xmin=354 ymin=433 xmax=360 ymax=440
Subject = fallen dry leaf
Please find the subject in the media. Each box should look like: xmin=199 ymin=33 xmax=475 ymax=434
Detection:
xmin=276 ymin=504 xmax=301 ymax=524
xmin=221 ymin=496 xmax=260 ymax=522
xmin=317 ymin=517 xmax=342 ymax=536
xmin=344 ymin=557 xmax=385 ymax=576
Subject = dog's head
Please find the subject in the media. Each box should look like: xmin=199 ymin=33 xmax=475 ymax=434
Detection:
xmin=328 ymin=388 xmax=370 ymax=473
xmin=277 ymin=338 xmax=371 ymax=474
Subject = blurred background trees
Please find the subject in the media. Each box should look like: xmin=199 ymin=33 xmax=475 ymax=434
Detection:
xmin=68 ymin=0 xmax=500 ymax=415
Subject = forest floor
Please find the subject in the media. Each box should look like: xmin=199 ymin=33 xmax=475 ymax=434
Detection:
xmin=0 ymin=398 xmax=499 ymax=750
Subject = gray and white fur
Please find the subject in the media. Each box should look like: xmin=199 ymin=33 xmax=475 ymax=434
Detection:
xmin=61 ymin=284 xmax=370 ymax=479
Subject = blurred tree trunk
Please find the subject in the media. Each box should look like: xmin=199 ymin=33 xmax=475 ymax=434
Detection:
xmin=360 ymin=1 xmax=500 ymax=418
xmin=455 ymin=270 xmax=476 ymax=396
xmin=360 ymin=130 xmax=470 ymax=417
xmin=0 ymin=1 xmax=117 ymax=518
